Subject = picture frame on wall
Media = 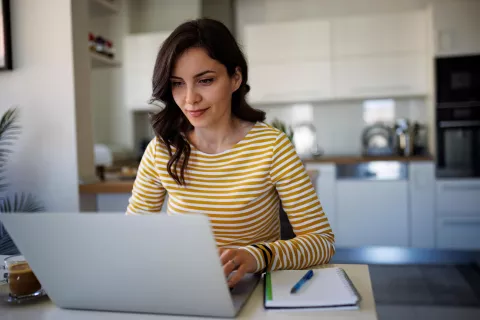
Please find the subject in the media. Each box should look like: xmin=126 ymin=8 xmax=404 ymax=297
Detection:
xmin=0 ymin=0 xmax=12 ymax=71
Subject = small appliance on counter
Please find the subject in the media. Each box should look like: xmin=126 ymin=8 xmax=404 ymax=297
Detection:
xmin=361 ymin=122 xmax=395 ymax=156
xmin=362 ymin=120 xmax=428 ymax=157
xmin=292 ymin=122 xmax=324 ymax=159
xmin=94 ymin=144 xmax=113 ymax=181
xmin=94 ymin=144 xmax=137 ymax=181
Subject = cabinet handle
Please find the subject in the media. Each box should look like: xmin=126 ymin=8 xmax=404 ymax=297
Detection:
xmin=439 ymin=120 xmax=480 ymax=128
xmin=443 ymin=185 xmax=480 ymax=191
xmin=352 ymin=85 xmax=411 ymax=93
xmin=442 ymin=219 xmax=480 ymax=227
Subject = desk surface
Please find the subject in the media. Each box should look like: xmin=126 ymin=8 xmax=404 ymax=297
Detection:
xmin=0 ymin=262 xmax=377 ymax=320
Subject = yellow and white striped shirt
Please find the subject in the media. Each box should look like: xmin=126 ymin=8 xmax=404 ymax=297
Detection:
xmin=127 ymin=121 xmax=335 ymax=272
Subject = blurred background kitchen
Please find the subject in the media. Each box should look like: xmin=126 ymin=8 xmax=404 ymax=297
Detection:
xmin=83 ymin=0 xmax=479 ymax=253
xmin=1 ymin=0 xmax=479 ymax=318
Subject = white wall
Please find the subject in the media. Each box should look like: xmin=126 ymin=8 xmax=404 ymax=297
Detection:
xmin=0 ymin=0 xmax=79 ymax=211
xmin=72 ymin=0 xmax=96 ymax=184
xmin=90 ymin=0 xmax=134 ymax=150
xmin=129 ymin=0 xmax=201 ymax=33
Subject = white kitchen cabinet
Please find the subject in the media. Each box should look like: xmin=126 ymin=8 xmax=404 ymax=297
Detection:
xmin=331 ymin=11 xmax=427 ymax=57
xmin=436 ymin=179 xmax=480 ymax=216
xmin=335 ymin=180 xmax=409 ymax=247
xmin=244 ymin=20 xmax=330 ymax=64
xmin=305 ymin=163 xmax=337 ymax=234
xmin=248 ymin=61 xmax=332 ymax=104
xmin=97 ymin=193 xmax=131 ymax=213
xmin=409 ymin=162 xmax=435 ymax=248
xmin=437 ymin=217 xmax=480 ymax=250
xmin=433 ymin=0 xmax=480 ymax=57
xmin=96 ymin=193 xmax=168 ymax=213
xmin=123 ymin=32 xmax=171 ymax=111
xmin=332 ymin=53 xmax=428 ymax=99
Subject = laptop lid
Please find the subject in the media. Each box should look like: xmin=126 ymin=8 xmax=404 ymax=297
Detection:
xmin=0 ymin=213 xmax=259 ymax=318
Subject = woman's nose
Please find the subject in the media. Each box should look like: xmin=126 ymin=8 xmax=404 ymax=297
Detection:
xmin=185 ymin=87 xmax=200 ymax=105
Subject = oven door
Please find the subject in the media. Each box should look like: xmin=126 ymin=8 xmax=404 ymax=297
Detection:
xmin=436 ymin=55 xmax=480 ymax=106
xmin=436 ymin=121 xmax=480 ymax=177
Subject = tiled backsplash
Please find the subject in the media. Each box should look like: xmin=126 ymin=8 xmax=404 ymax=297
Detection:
xmin=256 ymin=98 xmax=428 ymax=155
xmin=132 ymin=98 xmax=428 ymax=156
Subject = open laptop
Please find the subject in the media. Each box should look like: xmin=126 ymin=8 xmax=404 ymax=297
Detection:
xmin=0 ymin=213 xmax=261 ymax=318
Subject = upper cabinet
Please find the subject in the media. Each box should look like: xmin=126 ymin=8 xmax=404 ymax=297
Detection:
xmin=331 ymin=11 xmax=427 ymax=57
xmin=432 ymin=0 xmax=480 ymax=57
xmin=248 ymin=61 xmax=332 ymax=104
xmin=244 ymin=10 xmax=429 ymax=104
xmin=245 ymin=20 xmax=330 ymax=64
xmin=123 ymin=32 xmax=171 ymax=111
xmin=245 ymin=20 xmax=332 ymax=104
xmin=332 ymin=53 xmax=428 ymax=99
xmin=331 ymin=11 xmax=428 ymax=99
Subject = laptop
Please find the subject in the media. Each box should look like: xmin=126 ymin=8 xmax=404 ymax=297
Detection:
xmin=0 ymin=213 xmax=261 ymax=318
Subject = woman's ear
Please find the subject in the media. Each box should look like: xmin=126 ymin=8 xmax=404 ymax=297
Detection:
xmin=231 ymin=67 xmax=243 ymax=93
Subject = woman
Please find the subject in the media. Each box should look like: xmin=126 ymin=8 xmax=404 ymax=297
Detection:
xmin=127 ymin=18 xmax=335 ymax=287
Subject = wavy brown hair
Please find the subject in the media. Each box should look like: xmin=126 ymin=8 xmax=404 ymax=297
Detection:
xmin=150 ymin=18 xmax=266 ymax=186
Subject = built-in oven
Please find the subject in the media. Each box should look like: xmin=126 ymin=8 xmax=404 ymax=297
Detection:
xmin=436 ymin=105 xmax=480 ymax=177
xmin=436 ymin=54 xmax=480 ymax=107
xmin=435 ymin=54 xmax=480 ymax=178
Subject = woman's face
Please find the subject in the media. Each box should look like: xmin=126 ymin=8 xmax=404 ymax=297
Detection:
xmin=170 ymin=47 xmax=241 ymax=128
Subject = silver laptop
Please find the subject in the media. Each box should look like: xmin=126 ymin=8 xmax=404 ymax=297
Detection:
xmin=0 ymin=213 xmax=261 ymax=318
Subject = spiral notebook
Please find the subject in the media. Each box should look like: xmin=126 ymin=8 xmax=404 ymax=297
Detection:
xmin=264 ymin=267 xmax=361 ymax=310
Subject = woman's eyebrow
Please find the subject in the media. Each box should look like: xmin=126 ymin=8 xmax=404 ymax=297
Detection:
xmin=171 ymin=70 xmax=216 ymax=80
xmin=193 ymin=70 xmax=216 ymax=78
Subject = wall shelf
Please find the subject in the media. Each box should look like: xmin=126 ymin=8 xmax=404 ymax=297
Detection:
xmin=89 ymin=0 xmax=120 ymax=17
xmin=90 ymin=52 xmax=121 ymax=68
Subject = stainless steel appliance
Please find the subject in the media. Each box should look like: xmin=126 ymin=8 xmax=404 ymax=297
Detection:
xmin=436 ymin=54 xmax=480 ymax=107
xmin=435 ymin=54 xmax=480 ymax=177
xmin=361 ymin=123 xmax=395 ymax=156
xmin=436 ymin=105 xmax=480 ymax=177
xmin=393 ymin=119 xmax=429 ymax=157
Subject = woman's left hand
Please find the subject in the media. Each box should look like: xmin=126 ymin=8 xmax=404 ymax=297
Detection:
xmin=219 ymin=248 xmax=257 ymax=287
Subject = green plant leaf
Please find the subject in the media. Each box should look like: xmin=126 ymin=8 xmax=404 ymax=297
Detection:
xmin=0 ymin=193 xmax=45 ymax=213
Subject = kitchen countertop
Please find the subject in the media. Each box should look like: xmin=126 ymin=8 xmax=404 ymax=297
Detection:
xmin=302 ymin=155 xmax=433 ymax=164
xmin=79 ymin=155 xmax=434 ymax=194
xmin=79 ymin=170 xmax=320 ymax=195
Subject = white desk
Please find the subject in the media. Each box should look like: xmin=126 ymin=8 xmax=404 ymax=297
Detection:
xmin=0 ymin=260 xmax=377 ymax=320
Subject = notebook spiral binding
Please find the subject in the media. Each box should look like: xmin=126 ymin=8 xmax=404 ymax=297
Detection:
xmin=336 ymin=268 xmax=362 ymax=302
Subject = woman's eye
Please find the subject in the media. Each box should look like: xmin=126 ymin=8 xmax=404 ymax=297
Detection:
xmin=171 ymin=81 xmax=183 ymax=87
xmin=199 ymin=78 xmax=214 ymax=85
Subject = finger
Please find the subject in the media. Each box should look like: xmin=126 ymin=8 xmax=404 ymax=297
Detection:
xmin=218 ymin=247 xmax=225 ymax=256
xmin=228 ymin=264 xmax=248 ymax=287
xmin=219 ymin=249 xmax=236 ymax=266
xmin=223 ymin=257 xmax=238 ymax=277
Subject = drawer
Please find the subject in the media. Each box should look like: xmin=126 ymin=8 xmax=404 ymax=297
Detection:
xmin=436 ymin=217 xmax=480 ymax=250
xmin=436 ymin=180 xmax=480 ymax=216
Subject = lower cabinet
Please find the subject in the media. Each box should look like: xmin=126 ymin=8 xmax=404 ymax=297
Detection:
xmin=436 ymin=217 xmax=480 ymax=250
xmin=335 ymin=180 xmax=409 ymax=247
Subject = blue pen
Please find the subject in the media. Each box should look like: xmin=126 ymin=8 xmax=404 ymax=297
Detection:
xmin=290 ymin=270 xmax=314 ymax=294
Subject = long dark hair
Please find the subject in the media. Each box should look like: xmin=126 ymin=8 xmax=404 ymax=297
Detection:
xmin=150 ymin=18 xmax=266 ymax=186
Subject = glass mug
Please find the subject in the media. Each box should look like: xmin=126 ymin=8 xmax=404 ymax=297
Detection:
xmin=1 ymin=255 xmax=43 ymax=299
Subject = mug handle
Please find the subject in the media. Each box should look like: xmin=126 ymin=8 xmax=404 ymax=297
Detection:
xmin=0 ymin=265 xmax=7 ymax=285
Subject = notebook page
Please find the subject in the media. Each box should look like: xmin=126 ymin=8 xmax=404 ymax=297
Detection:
xmin=266 ymin=267 xmax=359 ymax=308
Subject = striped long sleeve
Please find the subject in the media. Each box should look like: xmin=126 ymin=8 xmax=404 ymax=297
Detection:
xmin=243 ymin=133 xmax=335 ymax=272
xmin=126 ymin=122 xmax=335 ymax=272
xmin=126 ymin=139 xmax=166 ymax=215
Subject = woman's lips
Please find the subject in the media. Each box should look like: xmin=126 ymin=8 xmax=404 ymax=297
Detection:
xmin=187 ymin=108 xmax=209 ymax=118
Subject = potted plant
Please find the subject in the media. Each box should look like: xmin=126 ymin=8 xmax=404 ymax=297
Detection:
xmin=0 ymin=107 xmax=44 ymax=255
xmin=270 ymin=118 xmax=294 ymax=145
